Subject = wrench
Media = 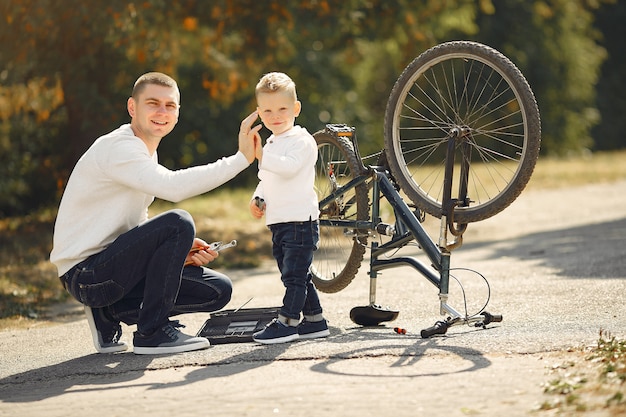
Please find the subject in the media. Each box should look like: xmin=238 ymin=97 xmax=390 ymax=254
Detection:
xmin=185 ymin=240 xmax=237 ymax=266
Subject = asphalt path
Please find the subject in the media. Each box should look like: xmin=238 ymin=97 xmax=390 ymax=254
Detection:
xmin=1 ymin=180 xmax=625 ymax=417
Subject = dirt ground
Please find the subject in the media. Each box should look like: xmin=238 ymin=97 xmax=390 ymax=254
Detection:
xmin=1 ymin=179 xmax=625 ymax=417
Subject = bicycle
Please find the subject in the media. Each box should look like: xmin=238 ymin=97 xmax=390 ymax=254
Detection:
xmin=310 ymin=41 xmax=541 ymax=337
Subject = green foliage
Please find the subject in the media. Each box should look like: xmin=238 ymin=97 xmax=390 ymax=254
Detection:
xmin=473 ymin=0 xmax=610 ymax=155
xmin=0 ymin=0 xmax=621 ymax=215
xmin=592 ymin=0 xmax=626 ymax=151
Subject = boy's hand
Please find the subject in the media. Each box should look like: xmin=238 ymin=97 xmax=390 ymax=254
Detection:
xmin=250 ymin=197 xmax=265 ymax=219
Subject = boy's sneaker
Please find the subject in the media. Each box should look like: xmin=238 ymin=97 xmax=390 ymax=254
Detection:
xmin=133 ymin=321 xmax=210 ymax=355
xmin=84 ymin=306 xmax=128 ymax=354
xmin=253 ymin=318 xmax=299 ymax=344
xmin=297 ymin=318 xmax=330 ymax=339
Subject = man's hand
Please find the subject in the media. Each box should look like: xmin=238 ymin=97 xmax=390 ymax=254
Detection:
xmin=239 ymin=111 xmax=263 ymax=164
xmin=185 ymin=238 xmax=219 ymax=266
xmin=254 ymin=131 xmax=263 ymax=164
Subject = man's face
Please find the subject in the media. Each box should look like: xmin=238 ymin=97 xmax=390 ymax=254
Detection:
xmin=256 ymin=91 xmax=301 ymax=136
xmin=128 ymin=83 xmax=180 ymax=141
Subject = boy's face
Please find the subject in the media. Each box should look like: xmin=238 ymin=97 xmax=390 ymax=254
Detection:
xmin=256 ymin=91 xmax=301 ymax=136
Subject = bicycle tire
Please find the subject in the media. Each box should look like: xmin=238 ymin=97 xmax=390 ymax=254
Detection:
xmin=311 ymin=129 xmax=369 ymax=293
xmin=384 ymin=41 xmax=541 ymax=223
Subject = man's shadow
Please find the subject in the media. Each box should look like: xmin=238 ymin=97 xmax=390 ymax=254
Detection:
xmin=0 ymin=353 xmax=153 ymax=402
xmin=0 ymin=343 xmax=288 ymax=403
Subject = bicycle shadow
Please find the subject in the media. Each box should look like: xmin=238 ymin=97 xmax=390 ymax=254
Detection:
xmin=136 ymin=324 xmax=491 ymax=391
xmin=144 ymin=343 xmax=290 ymax=391
xmin=307 ymin=325 xmax=492 ymax=378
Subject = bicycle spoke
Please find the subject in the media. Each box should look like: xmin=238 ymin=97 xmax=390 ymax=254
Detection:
xmin=385 ymin=41 xmax=540 ymax=222
xmin=311 ymin=130 xmax=369 ymax=293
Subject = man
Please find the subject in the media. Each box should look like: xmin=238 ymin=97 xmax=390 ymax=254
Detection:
xmin=51 ymin=72 xmax=262 ymax=355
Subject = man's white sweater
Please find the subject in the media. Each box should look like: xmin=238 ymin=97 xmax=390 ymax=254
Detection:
xmin=51 ymin=124 xmax=249 ymax=276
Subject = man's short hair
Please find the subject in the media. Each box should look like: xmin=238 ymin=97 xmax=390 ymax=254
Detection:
xmin=132 ymin=72 xmax=180 ymax=102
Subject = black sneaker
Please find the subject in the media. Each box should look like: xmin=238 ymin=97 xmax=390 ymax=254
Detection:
xmin=84 ymin=306 xmax=128 ymax=353
xmin=133 ymin=321 xmax=210 ymax=355
xmin=253 ymin=318 xmax=299 ymax=344
xmin=297 ymin=318 xmax=330 ymax=339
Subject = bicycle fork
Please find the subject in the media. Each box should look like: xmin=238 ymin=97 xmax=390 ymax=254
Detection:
xmin=425 ymin=128 xmax=501 ymax=336
xmin=437 ymin=128 xmax=467 ymax=318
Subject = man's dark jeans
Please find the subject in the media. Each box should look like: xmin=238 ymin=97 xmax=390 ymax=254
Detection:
xmin=59 ymin=209 xmax=232 ymax=335
xmin=269 ymin=219 xmax=322 ymax=321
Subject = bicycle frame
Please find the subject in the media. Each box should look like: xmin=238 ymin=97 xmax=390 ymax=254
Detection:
xmin=318 ymin=126 xmax=501 ymax=336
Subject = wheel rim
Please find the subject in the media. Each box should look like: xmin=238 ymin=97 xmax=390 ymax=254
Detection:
xmin=312 ymin=137 xmax=365 ymax=289
xmin=390 ymin=50 xmax=533 ymax=219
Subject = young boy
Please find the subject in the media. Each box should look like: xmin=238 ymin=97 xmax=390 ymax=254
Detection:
xmin=249 ymin=72 xmax=329 ymax=344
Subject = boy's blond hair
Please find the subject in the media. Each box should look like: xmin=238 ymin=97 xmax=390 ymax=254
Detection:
xmin=255 ymin=72 xmax=297 ymax=101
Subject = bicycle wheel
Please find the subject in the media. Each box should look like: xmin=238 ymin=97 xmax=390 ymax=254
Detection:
xmin=384 ymin=41 xmax=541 ymax=223
xmin=311 ymin=129 xmax=369 ymax=293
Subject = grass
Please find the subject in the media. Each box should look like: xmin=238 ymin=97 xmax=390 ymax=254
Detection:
xmin=527 ymin=150 xmax=626 ymax=190
xmin=0 ymin=150 xmax=625 ymax=326
xmin=539 ymin=330 xmax=626 ymax=415
xmin=148 ymin=187 xmax=273 ymax=269
xmin=0 ymin=187 xmax=273 ymax=327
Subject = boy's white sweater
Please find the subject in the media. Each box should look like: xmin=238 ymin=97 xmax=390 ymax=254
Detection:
xmin=253 ymin=125 xmax=319 ymax=226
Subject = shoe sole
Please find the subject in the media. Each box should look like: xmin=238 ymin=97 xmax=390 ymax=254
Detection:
xmin=84 ymin=306 xmax=128 ymax=354
xmin=133 ymin=339 xmax=210 ymax=355
xmin=298 ymin=329 xmax=330 ymax=340
xmin=253 ymin=333 xmax=300 ymax=345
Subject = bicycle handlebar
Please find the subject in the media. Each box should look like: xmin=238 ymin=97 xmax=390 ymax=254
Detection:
xmin=420 ymin=321 xmax=448 ymax=338
xmin=420 ymin=312 xmax=502 ymax=338
xmin=480 ymin=311 xmax=503 ymax=325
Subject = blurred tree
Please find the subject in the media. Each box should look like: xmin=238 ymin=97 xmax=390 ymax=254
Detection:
xmin=1 ymin=0 xmax=617 ymax=216
xmin=0 ymin=1 xmax=165 ymax=215
xmin=0 ymin=0 xmax=481 ymax=215
xmin=472 ymin=0 xmax=609 ymax=155
xmin=592 ymin=0 xmax=625 ymax=151
xmin=184 ymin=0 xmax=484 ymax=157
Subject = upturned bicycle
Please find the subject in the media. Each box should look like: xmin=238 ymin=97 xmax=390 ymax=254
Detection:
xmin=310 ymin=41 xmax=541 ymax=337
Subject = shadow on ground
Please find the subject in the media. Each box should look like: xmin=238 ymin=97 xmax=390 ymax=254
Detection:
xmin=462 ymin=217 xmax=626 ymax=279
xmin=0 ymin=325 xmax=493 ymax=403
